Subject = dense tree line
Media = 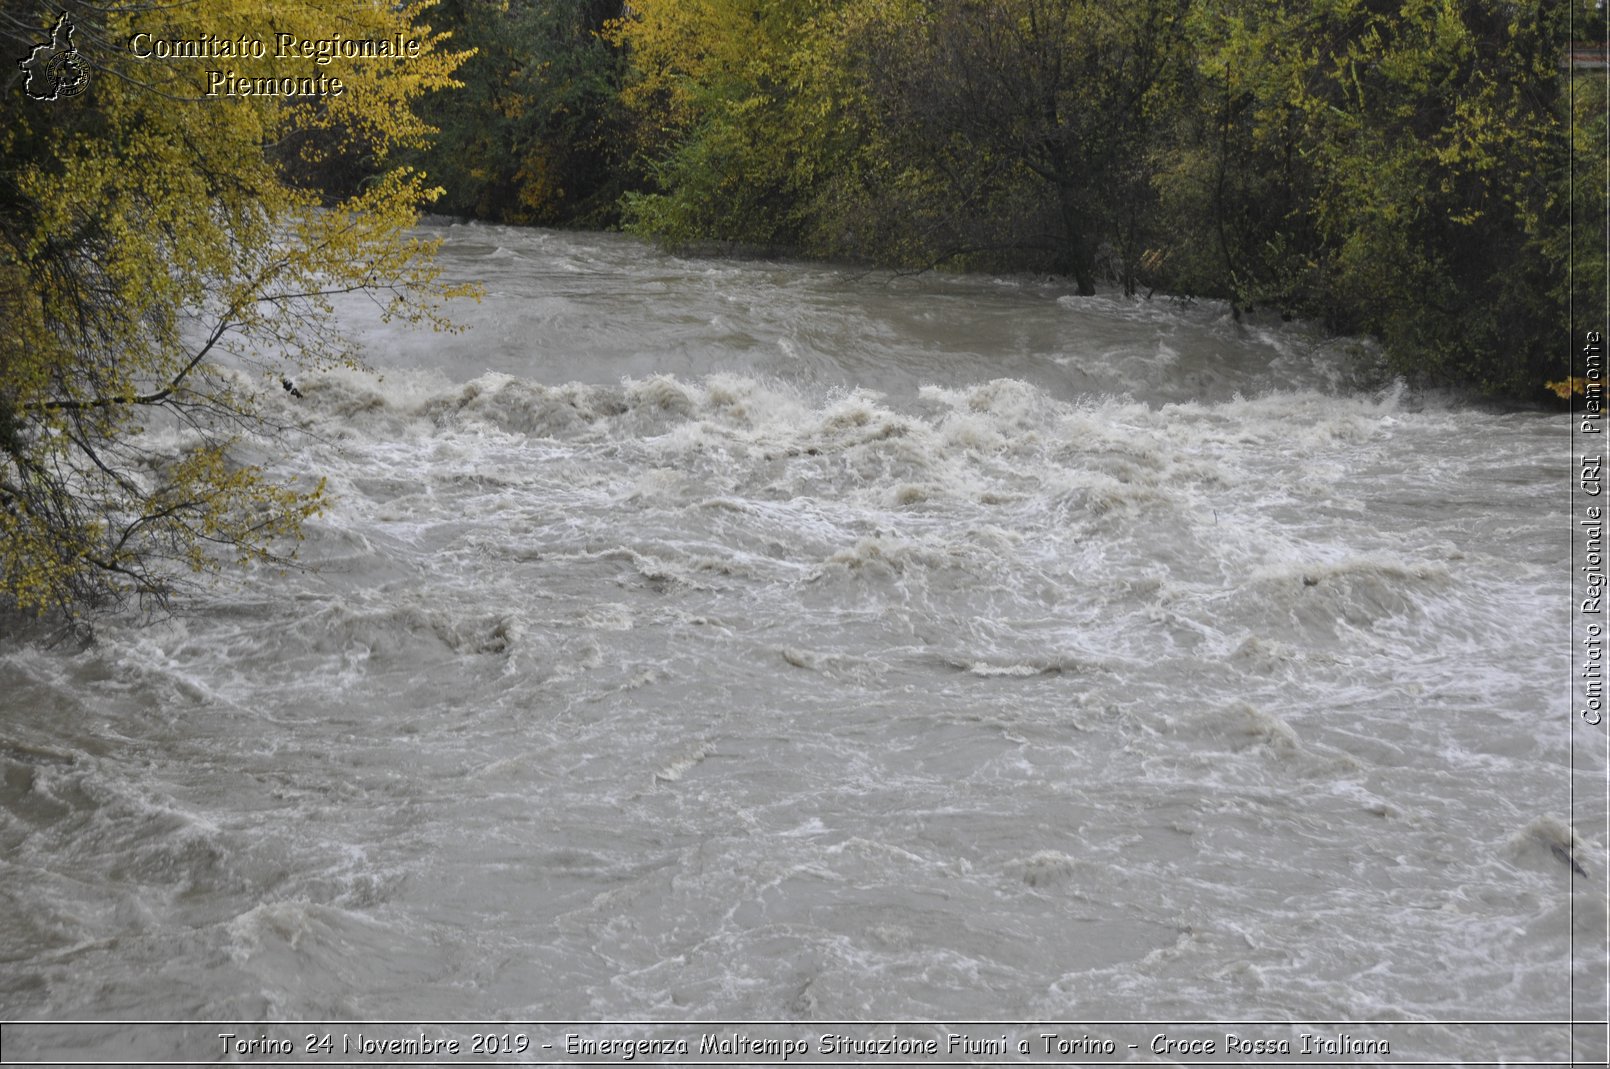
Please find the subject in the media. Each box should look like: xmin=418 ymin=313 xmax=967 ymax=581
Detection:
xmin=415 ymin=0 xmax=1604 ymax=399
xmin=404 ymin=0 xmax=629 ymax=224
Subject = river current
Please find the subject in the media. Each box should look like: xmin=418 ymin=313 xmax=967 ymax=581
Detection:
xmin=0 ymin=223 xmax=1603 ymax=1065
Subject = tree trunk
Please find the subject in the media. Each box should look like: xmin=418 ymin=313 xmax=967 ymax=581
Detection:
xmin=1054 ymin=179 xmax=1096 ymax=296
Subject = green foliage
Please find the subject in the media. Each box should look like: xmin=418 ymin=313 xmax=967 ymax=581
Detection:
xmin=1152 ymin=0 xmax=1574 ymax=395
xmin=0 ymin=1 xmax=473 ymax=619
xmin=1559 ymin=15 xmax=1609 ymax=364
xmin=827 ymin=0 xmax=1191 ymax=293
xmin=410 ymin=1 xmax=629 ymax=226
xmin=595 ymin=0 xmax=1582 ymax=398
xmin=1313 ymin=0 xmax=1567 ymax=394
xmin=609 ymin=0 xmax=1193 ymax=291
xmin=606 ymin=0 xmax=837 ymax=250
xmin=1149 ymin=0 xmax=1318 ymax=309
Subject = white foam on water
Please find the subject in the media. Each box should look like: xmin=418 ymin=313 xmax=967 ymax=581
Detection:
xmin=0 ymin=225 xmax=1591 ymax=1060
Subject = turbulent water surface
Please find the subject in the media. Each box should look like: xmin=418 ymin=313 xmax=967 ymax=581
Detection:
xmin=1 ymin=223 xmax=1602 ymax=1064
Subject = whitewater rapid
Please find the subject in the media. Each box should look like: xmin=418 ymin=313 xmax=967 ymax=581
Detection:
xmin=0 ymin=223 xmax=1601 ymax=1065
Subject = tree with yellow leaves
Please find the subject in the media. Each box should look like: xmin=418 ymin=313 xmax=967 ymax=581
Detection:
xmin=0 ymin=1 xmax=472 ymax=622
xmin=606 ymin=0 xmax=839 ymax=249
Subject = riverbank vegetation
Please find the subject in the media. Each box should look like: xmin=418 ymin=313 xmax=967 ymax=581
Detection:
xmin=1 ymin=1 xmax=470 ymax=619
xmin=412 ymin=0 xmax=1602 ymax=400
